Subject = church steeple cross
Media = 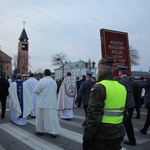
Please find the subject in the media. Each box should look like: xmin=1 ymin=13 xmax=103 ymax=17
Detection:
xmin=23 ymin=21 xmax=26 ymax=29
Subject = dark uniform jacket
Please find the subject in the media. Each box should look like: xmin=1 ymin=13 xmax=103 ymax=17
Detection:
xmin=119 ymin=76 xmax=135 ymax=109
xmin=133 ymin=81 xmax=141 ymax=108
xmin=76 ymin=78 xmax=95 ymax=105
xmin=83 ymin=72 xmax=125 ymax=143
xmin=140 ymin=76 xmax=150 ymax=104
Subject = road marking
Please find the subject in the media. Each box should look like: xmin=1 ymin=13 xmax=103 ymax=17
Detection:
xmin=124 ymin=128 xmax=150 ymax=144
xmin=0 ymin=110 xmax=149 ymax=150
xmin=29 ymin=119 xmax=150 ymax=145
xmin=0 ymin=119 xmax=149 ymax=150
xmin=59 ymin=118 xmax=83 ymax=128
xmin=57 ymin=111 xmax=85 ymax=120
xmin=123 ymin=135 xmax=150 ymax=145
xmin=71 ymin=114 xmax=85 ymax=120
xmin=134 ymin=128 xmax=150 ymax=136
xmin=57 ymin=114 xmax=150 ymax=144
xmin=0 ymin=123 xmax=64 ymax=150
xmin=28 ymin=119 xmax=127 ymax=150
xmin=28 ymin=119 xmax=82 ymax=143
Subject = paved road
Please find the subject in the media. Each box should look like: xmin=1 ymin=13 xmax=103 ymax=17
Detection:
xmin=0 ymin=100 xmax=150 ymax=150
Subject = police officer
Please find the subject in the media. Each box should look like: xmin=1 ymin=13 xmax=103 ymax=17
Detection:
xmin=83 ymin=57 xmax=127 ymax=150
xmin=118 ymin=66 xmax=136 ymax=146
xmin=76 ymin=70 xmax=96 ymax=126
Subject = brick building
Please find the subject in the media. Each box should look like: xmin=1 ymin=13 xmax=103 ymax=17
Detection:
xmin=0 ymin=50 xmax=12 ymax=76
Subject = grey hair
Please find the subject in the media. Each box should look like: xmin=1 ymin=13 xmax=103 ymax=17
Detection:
xmin=16 ymin=74 xmax=22 ymax=79
xmin=98 ymin=64 xmax=113 ymax=73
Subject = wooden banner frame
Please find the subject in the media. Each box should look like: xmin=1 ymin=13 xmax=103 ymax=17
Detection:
xmin=100 ymin=29 xmax=131 ymax=77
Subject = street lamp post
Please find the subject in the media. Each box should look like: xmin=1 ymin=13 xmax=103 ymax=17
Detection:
xmin=85 ymin=60 xmax=95 ymax=71
xmin=57 ymin=58 xmax=64 ymax=78
xmin=92 ymin=61 xmax=95 ymax=68
xmin=85 ymin=59 xmax=96 ymax=75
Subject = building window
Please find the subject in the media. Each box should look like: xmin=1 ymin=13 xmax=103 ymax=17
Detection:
xmin=75 ymin=71 xmax=77 ymax=76
xmin=78 ymin=71 xmax=80 ymax=76
xmin=22 ymin=44 xmax=28 ymax=51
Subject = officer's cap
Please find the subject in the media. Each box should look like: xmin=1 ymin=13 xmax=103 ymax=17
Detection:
xmin=118 ymin=65 xmax=128 ymax=71
xmin=86 ymin=70 xmax=94 ymax=76
xmin=98 ymin=56 xmax=113 ymax=67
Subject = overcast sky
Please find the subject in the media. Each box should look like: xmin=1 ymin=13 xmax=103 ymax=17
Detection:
xmin=0 ymin=0 xmax=150 ymax=73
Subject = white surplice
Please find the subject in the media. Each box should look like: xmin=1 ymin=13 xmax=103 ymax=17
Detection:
xmin=57 ymin=76 xmax=77 ymax=119
xmin=9 ymin=80 xmax=33 ymax=125
xmin=34 ymin=76 xmax=60 ymax=134
xmin=26 ymin=77 xmax=38 ymax=117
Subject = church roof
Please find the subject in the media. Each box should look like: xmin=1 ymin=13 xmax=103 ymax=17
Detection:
xmin=18 ymin=29 xmax=29 ymax=41
xmin=65 ymin=60 xmax=85 ymax=68
xmin=54 ymin=60 xmax=86 ymax=70
xmin=0 ymin=50 xmax=12 ymax=61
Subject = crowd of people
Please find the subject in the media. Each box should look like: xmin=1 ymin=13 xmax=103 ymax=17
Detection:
xmin=0 ymin=57 xmax=150 ymax=149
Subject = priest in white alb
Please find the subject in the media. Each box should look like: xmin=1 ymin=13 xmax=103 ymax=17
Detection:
xmin=9 ymin=74 xmax=33 ymax=125
xmin=57 ymin=72 xmax=77 ymax=120
xmin=34 ymin=69 xmax=60 ymax=138
xmin=25 ymin=73 xmax=38 ymax=118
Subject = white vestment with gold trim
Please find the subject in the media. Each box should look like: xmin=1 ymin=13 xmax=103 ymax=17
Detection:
xmin=57 ymin=76 xmax=77 ymax=119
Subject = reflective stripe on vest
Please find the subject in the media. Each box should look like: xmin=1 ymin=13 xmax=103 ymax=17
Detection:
xmin=97 ymin=80 xmax=126 ymax=124
xmin=103 ymin=107 xmax=125 ymax=116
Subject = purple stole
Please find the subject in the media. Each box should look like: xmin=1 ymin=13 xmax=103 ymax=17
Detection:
xmin=16 ymin=80 xmax=24 ymax=118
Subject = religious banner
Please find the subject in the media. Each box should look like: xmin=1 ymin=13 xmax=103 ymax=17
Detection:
xmin=100 ymin=29 xmax=131 ymax=77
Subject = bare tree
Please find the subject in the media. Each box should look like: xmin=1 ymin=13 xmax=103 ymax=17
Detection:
xmin=51 ymin=52 xmax=67 ymax=77
xmin=129 ymin=46 xmax=140 ymax=66
xmin=52 ymin=52 xmax=67 ymax=66
xmin=13 ymin=53 xmax=31 ymax=74
xmin=13 ymin=55 xmax=18 ymax=71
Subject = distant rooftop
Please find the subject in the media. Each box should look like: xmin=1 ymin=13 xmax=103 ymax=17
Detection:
xmin=65 ymin=60 xmax=85 ymax=68
xmin=131 ymin=71 xmax=149 ymax=77
xmin=55 ymin=60 xmax=86 ymax=70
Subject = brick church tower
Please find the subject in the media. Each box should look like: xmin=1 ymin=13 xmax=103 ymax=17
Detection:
xmin=18 ymin=23 xmax=29 ymax=74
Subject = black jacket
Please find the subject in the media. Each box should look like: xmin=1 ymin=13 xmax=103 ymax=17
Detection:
xmin=76 ymin=78 xmax=95 ymax=105
xmin=0 ymin=78 xmax=9 ymax=99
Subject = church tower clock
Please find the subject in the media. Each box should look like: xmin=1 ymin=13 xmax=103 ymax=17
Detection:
xmin=18 ymin=21 xmax=29 ymax=74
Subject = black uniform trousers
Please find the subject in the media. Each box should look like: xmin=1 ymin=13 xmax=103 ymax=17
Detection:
xmin=123 ymin=107 xmax=136 ymax=143
xmin=82 ymin=105 xmax=88 ymax=126
xmin=0 ymin=96 xmax=7 ymax=118
xmin=142 ymin=103 xmax=150 ymax=133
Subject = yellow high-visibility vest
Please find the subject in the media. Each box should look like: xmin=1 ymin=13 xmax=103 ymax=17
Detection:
xmin=97 ymin=80 xmax=127 ymax=124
